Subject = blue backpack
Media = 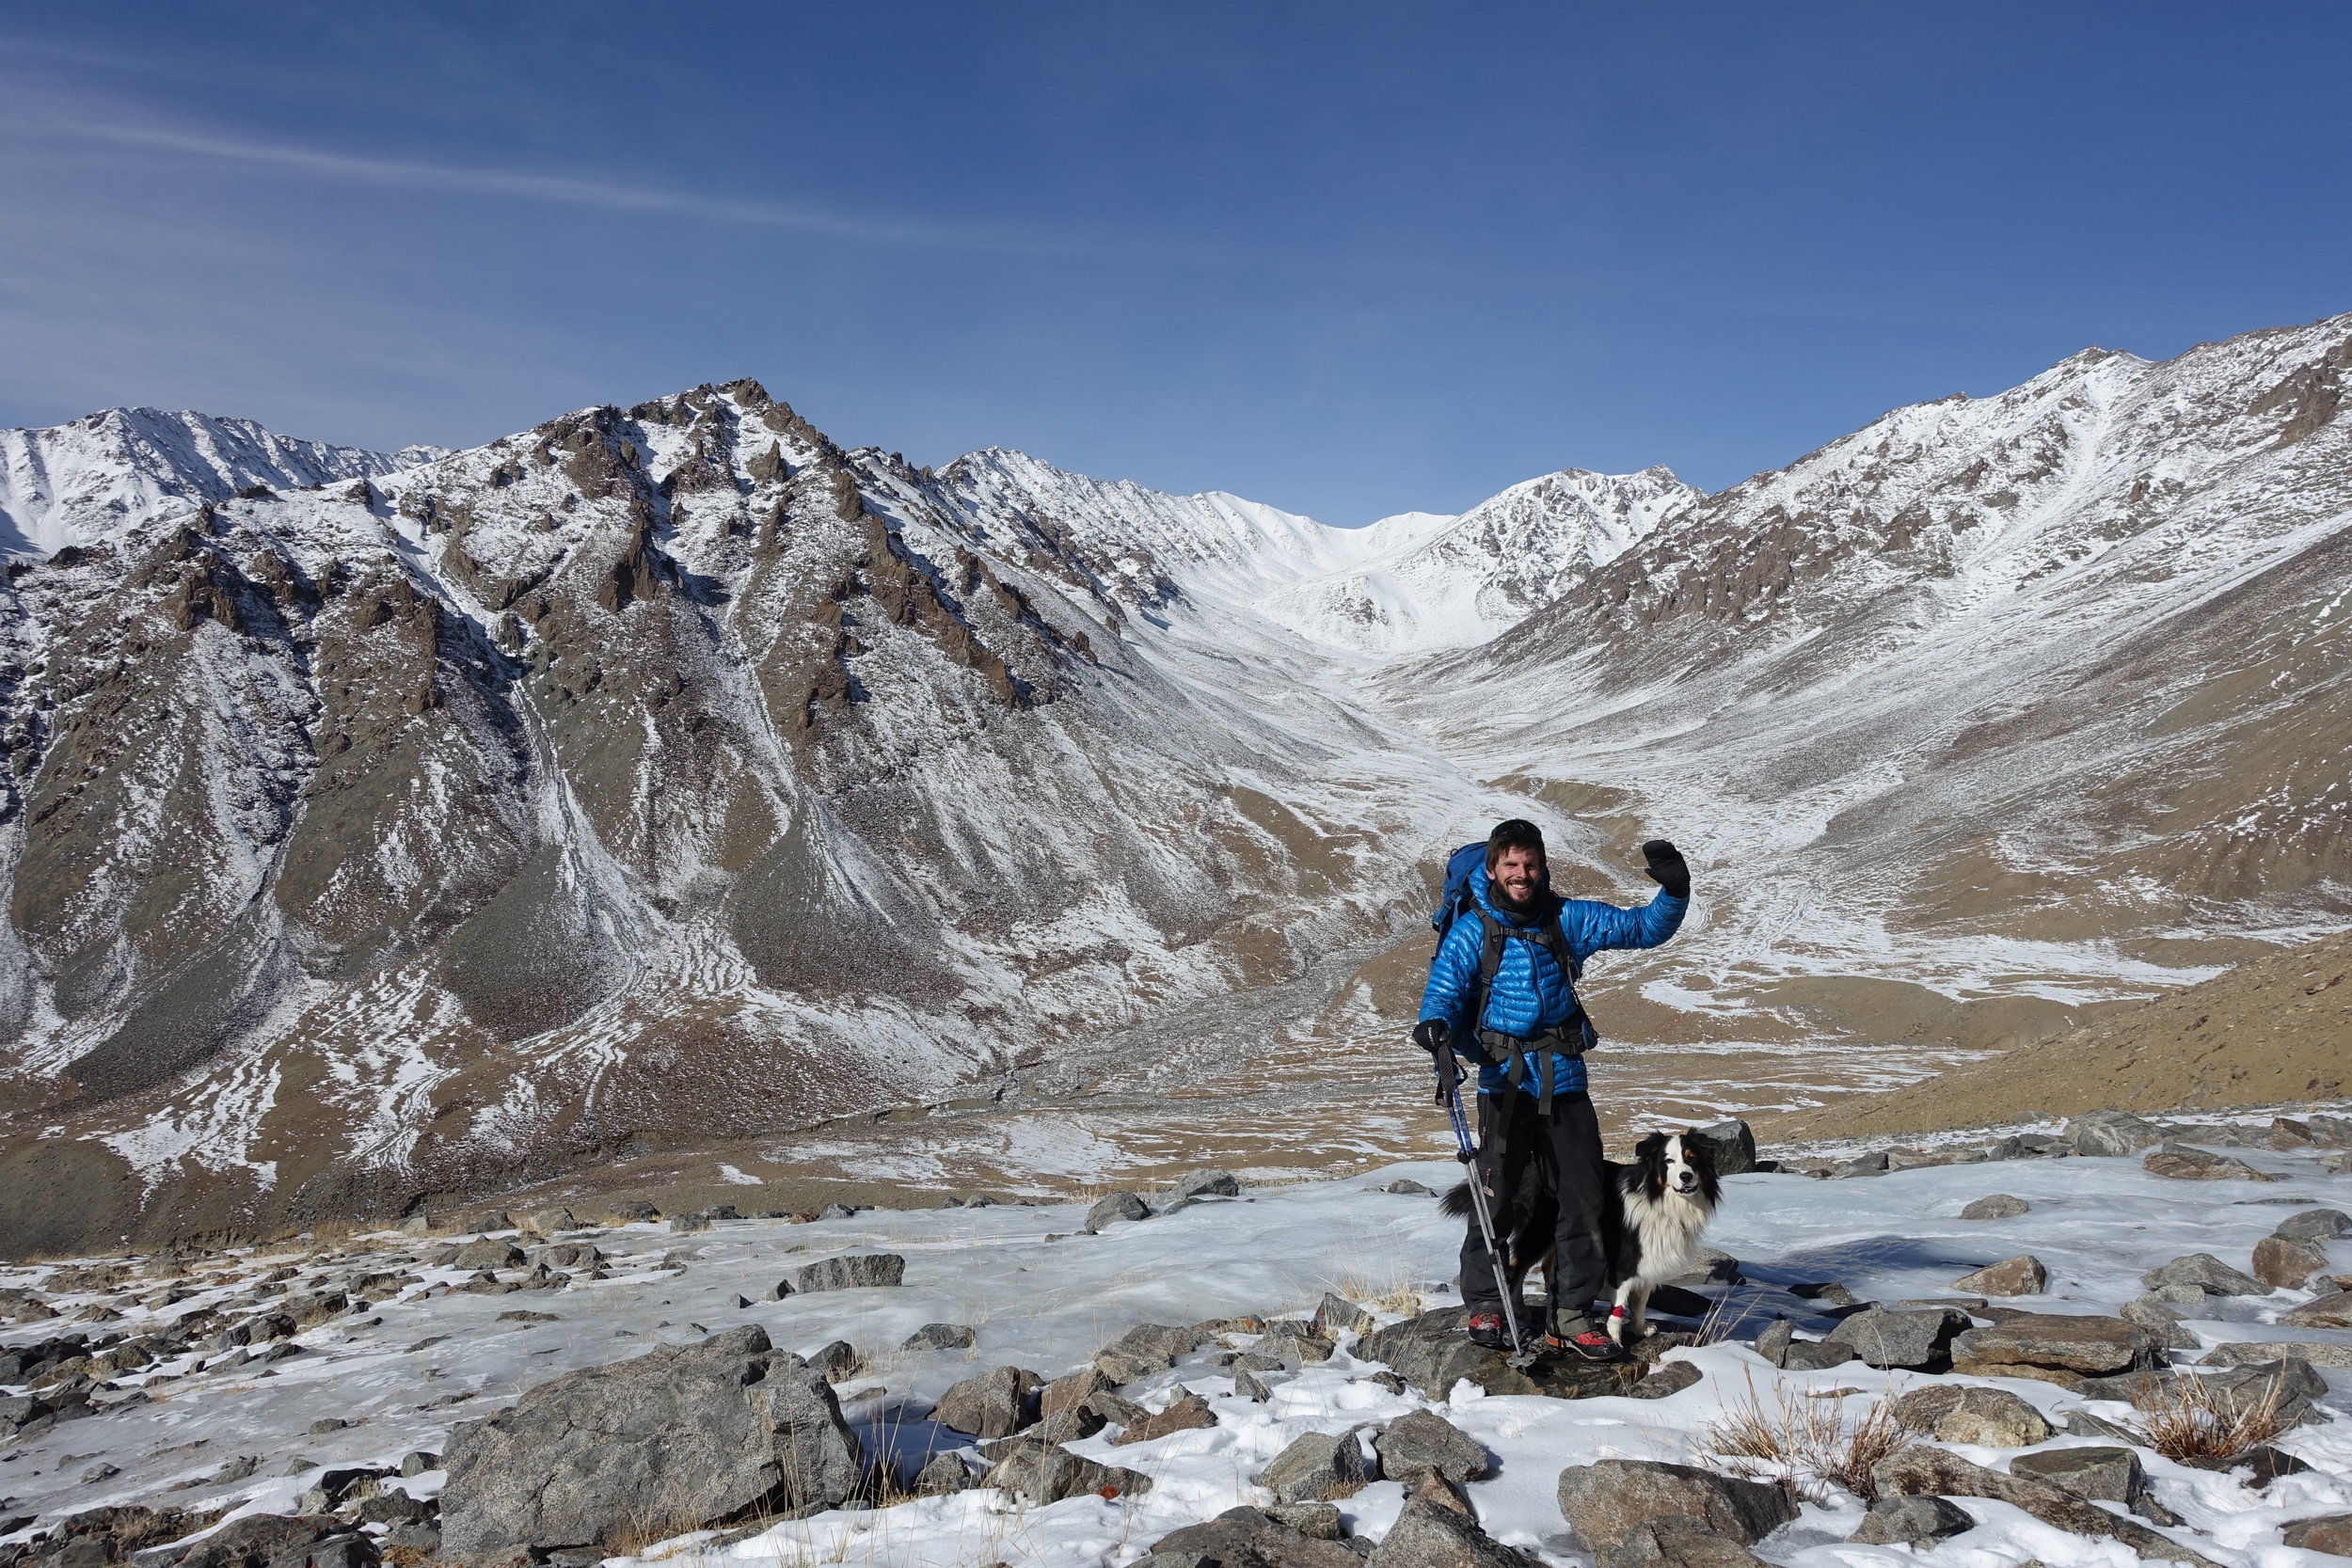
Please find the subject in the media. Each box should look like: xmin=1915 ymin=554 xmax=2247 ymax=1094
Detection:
xmin=1429 ymin=842 xmax=1585 ymax=1110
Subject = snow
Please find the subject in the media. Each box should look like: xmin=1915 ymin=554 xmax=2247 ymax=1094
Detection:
xmin=8 ymin=1136 xmax=2352 ymax=1567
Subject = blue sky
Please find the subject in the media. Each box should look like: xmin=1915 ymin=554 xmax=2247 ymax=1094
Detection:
xmin=3 ymin=3 xmax=2347 ymax=524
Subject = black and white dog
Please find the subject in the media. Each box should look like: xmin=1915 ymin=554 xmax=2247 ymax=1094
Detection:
xmin=1441 ymin=1128 xmax=1724 ymax=1345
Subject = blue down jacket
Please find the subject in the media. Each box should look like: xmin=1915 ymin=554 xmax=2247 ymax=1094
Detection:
xmin=1417 ymin=862 xmax=1687 ymax=1096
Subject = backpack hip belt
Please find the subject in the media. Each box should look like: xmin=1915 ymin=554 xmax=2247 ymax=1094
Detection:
xmin=1480 ymin=1020 xmax=1586 ymax=1117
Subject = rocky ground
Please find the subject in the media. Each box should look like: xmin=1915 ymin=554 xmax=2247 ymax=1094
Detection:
xmin=7 ymin=1108 xmax=2352 ymax=1566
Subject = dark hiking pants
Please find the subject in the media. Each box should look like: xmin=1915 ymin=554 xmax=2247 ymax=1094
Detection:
xmin=1458 ymin=1087 xmax=1608 ymax=1335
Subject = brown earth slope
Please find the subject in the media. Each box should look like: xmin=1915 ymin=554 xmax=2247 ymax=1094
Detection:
xmin=1762 ymin=930 xmax=2352 ymax=1142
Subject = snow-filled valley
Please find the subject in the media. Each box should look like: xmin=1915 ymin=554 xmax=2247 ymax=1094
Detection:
xmin=8 ymin=1118 xmax=2352 ymax=1567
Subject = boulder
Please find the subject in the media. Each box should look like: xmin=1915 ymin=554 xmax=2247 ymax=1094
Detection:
xmin=1173 ymin=1170 xmax=1241 ymax=1199
xmin=1087 ymin=1192 xmax=1150 ymax=1228
xmin=1849 ymin=1495 xmax=1975 ymax=1546
xmin=1752 ymin=1321 xmax=1793 ymax=1365
xmin=2283 ymin=1515 xmax=2352 ymax=1555
xmin=2283 ymin=1291 xmax=2352 ymax=1327
xmin=1385 ymin=1179 xmax=1436 ymax=1196
xmin=1689 ymin=1121 xmax=1756 ymax=1177
xmin=1890 ymin=1385 xmax=2052 ymax=1446
xmin=2253 ymin=1235 xmax=2327 ymax=1290
xmin=1949 ymin=1313 xmax=2161 ymax=1387
xmin=2201 ymin=1339 xmax=2352 ymax=1369
xmin=2275 ymin=1207 xmax=2352 ymax=1241
xmin=1781 ymin=1340 xmax=1858 ymax=1371
xmin=979 ymin=1406 xmax=1105 ymax=1461
xmin=2009 ymin=1446 xmax=2146 ymax=1504
xmin=1094 ymin=1323 xmax=1207 ymax=1382
xmin=1268 ymin=1501 xmax=1346 ymax=1538
xmin=789 ymin=1254 xmax=904 ymax=1292
xmin=1374 ymin=1410 xmax=1491 ymax=1484
xmin=912 ymin=1452 xmax=977 ymax=1495
xmin=1872 ymin=1445 xmax=2217 ymax=1566
xmin=453 ymin=1239 xmax=526 ymax=1272
xmin=805 ymin=1339 xmax=860 ymax=1382
xmin=1147 ymin=1505 xmax=1361 ymax=1568
xmin=1311 ymin=1293 xmax=1375 ymax=1338
xmin=930 ymin=1366 xmax=1041 ymax=1438
xmin=2144 ymin=1144 xmax=2271 ymax=1181
xmin=1255 ymin=1430 xmax=1375 ymax=1502
xmin=1555 ymin=1460 xmax=1797 ymax=1553
xmin=1366 ymin=1497 xmax=1539 ymax=1567
xmin=2142 ymin=1253 xmax=2265 ymax=1296
xmin=1628 ymin=1360 xmax=1704 ymax=1400
xmin=981 ymin=1440 xmax=1151 ymax=1504
xmin=1598 ymin=1521 xmax=1769 ymax=1568
xmin=1108 ymin=1391 xmax=1216 ymax=1446
xmin=1039 ymin=1365 xmax=1113 ymax=1416
xmin=1952 ymin=1255 xmax=2047 ymax=1295
xmin=1823 ymin=1307 xmax=1971 ymax=1370
xmin=1960 ymin=1194 xmax=2030 ymax=1220
xmin=899 ymin=1323 xmax=977 ymax=1352
xmin=2120 ymin=1299 xmax=2201 ymax=1350
xmin=155 ymin=1514 xmax=321 ymax=1568
xmin=438 ymin=1324 xmax=858 ymax=1559
xmin=2066 ymin=1109 xmax=2162 ymax=1157
xmin=1259 ymin=1321 xmax=1338 ymax=1366
xmin=1234 ymin=1366 xmax=1277 ymax=1402
xmin=1360 ymin=1308 xmax=1646 ymax=1400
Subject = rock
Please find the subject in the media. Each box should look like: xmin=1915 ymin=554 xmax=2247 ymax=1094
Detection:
xmin=2142 ymin=1253 xmax=2266 ymax=1296
xmin=668 ymin=1212 xmax=711 ymax=1234
xmin=1849 ymin=1495 xmax=1975 ymax=1546
xmin=1375 ymin=1409 xmax=1491 ymax=1484
xmin=1311 ymin=1293 xmax=1375 ymax=1338
xmin=1891 ymin=1385 xmax=2052 ymax=1446
xmin=982 ymin=1441 xmax=1152 ymax=1504
xmin=816 ymin=1203 xmax=856 ymax=1221
xmin=1555 ymin=1460 xmax=1798 ymax=1553
xmin=2275 ymin=1207 xmax=2352 ymax=1241
xmin=1255 ymin=1430 xmax=1376 ymax=1502
xmin=2063 ymin=1408 xmax=2141 ymax=1441
xmin=1087 ymin=1192 xmax=1150 ymax=1228
xmin=1627 ymin=1360 xmax=1703 ymax=1400
xmin=1384 ymin=1179 xmax=1435 ymax=1196
xmin=1360 ymin=1307 xmax=1647 ymax=1400
xmin=1094 ymin=1323 xmax=1206 ymax=1382
xmin=1949 ymin=1313 xmax=2161 ymax=1387
xmin=1173 ymin=1169 xmax=1241 ymax=1199
xmin=1038 ymin=1365 xmax=1113 ymax=1416
xmin=519 ymin=1207 xmax=576 ymax=1234
xmin=2144 ymin=1144 xmax=2272 ymax=1181
xmin=1787 ymin=1280 xmax=1858 ymax=1307
xmin=1268 ymin=1501 xmax=1346 ymax=1538
xmin=2253 ymin=1235 xmax=2328 ymax=1290
xmin=2010 ymin=1446 xmax=2146 ymax=1504
xmin=930 ymin=1366 xmax=1041 ymax=1438
xmin=1836 ymin=1150 xmax=1889 ymax=1178
xmin=1109 ymin=1391 xmax=1216 ymax=1446
xmin=1148 ymin=1506 xmax=1362 ymax=1568
xmin=160 ymin=1515 xmax=322 ymax=1568
xmin=982 ymin=1403 xmax=1105 ymax=1459
xmin=437 ymin=1324 xmax=859 ymax=1558
xmin=1234 ymin=1366 xmax=1277 ymax=1402
xmin=81 ymin=1461 xmax=121 ymax=1483
xmin=900 ymin=1323 xmax=977 ymax=1352
xmin=2283 ymin=1290 xmax=2352 ymax=1326
xmin=805 ymin=1339 xmax=860 ymax=1382
xmin=1781 ymin=1340 xmax=1858 ymax=1370
xmin=1824 ymin=1307 xmax=1971 ymax=1370
xmin=1953 ymin=1255 xmax=2048 ymax=1295
xmin=1689 ymin=1121 xmax=1756 ymax=1177
xmin=1872 ymin=1445 xmax=2217 ymax=1566
xmin=912 ymin=1452 xmax=977 ymax=1495
xmin=2120 ymin=1300 xmax=2201 ymax=1350
xmin=1752 ymin=1321 xmax=1793 ymax=1365
xmin=1260 ymin=1321 xmax=1338 ymax=1365
xmin=2066 ymin=1109 xmax=2163 ymax=1157
xmin=2283 ymin=1515 xmax=2352 ymax=1554
xmin=1961 ymin=1194 xmax=2030 ymax=1219
xmin=789 ymin=1253 xmax=904 ymax=1292
xmin=1598 ymin=1521 xmax=1770 ymax=1568
xmin=1667 ymin=1248 xmax=1744 ymax=1286
xmin=1086 ymin=1389 xmax=1152 ymax=1426
xmin=1367 ymin=1497 xmax=1539 ymax=1567
xmin=453 ymin=1238 xmax=526 ymax=1272
xmin=2201 ymin=1339 xmax=2352 ymax=1369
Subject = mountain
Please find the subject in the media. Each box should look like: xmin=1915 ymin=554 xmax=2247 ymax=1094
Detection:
xmin=1 ymin=312 xmax=2348 ymax=1256
xmin=0 ymin=406 xmax=440 ymax=559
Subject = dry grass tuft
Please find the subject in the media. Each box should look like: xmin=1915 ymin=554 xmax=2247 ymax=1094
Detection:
xmin=2130 ymin=1370 xmax=2292 ymax=1466
xmin=1701 ymin=1370 xmax=1905 ymax=1501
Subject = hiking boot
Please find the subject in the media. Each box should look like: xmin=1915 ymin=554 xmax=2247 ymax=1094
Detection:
xmin=1548 ymin=1327 xmax=1631 ymax=1363
xmin=1464 ymin=1312 xmax=1510 ymax=1350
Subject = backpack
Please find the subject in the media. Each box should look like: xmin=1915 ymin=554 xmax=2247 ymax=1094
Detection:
xmin=1430 ymin=841 xmax=1587 ymax=1113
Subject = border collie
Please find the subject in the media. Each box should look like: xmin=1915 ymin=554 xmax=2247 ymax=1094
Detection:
xmin=1440 ymin=1128 xmax=1723 ymax=1345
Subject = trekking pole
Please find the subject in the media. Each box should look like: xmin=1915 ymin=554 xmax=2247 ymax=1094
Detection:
xmin=1437 ymin=1051 xmax=1530 ymax=1363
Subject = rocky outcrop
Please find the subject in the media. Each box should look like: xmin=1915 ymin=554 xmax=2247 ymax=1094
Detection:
xmin=1359 ymin=1308 xmax=1648 ymax=1399
xmin=1146 ymin=1506 xmax=1361 ymax=1567
xmin=438 ymin=1325 xmax=859 ymax=1559
xmin=1255 ymin=1430 xmax=1375 ymax=1502
xmin=1823 ymin=1307 xmax=1970 ymax=1370
xmin=1366 ymin=1498 xmax=1538 ymax=1567
xmin=1948 ymin=1313 xmax=2163 ymax=1388
xmin=1555 ymin=1460 xmax=1796 ymax=1554
xmin=1890 ymin=1385 xmax=2051 ymax=1446
xmin=1871 ymin=1445 xmax=2217 ymax=1565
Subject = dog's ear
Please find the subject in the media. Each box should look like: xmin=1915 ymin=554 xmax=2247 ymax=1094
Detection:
xmin=1678 ymin=1133 xmax=1716 ymax=1170
xmin=1634 ymin=1131 xmax=1668 ymax=1159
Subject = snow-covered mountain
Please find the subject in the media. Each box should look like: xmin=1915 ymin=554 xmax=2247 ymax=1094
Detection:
xmin=0 ymin=406 xmax=440 ymax=559
xmin=1 ymin=313 xmax=2347 ymax=1256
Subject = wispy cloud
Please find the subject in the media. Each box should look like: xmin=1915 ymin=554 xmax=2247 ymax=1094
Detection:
xmin=11 ymin=111 xmax=1106 ymax=259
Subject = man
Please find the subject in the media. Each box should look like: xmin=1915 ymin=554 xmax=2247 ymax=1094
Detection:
xmin=1413 ymin=819 xmax=1689 ymax=1361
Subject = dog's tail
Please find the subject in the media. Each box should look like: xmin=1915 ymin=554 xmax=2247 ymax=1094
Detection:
xmin=1438 ymin=1180 xmax=1473 ymax=1219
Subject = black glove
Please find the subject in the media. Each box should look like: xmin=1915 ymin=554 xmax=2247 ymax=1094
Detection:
xmin=1411 ymin=1019 xmax=1450 ymax=1055
xmin=1642 ymin=839 xmax=1691 ymax=899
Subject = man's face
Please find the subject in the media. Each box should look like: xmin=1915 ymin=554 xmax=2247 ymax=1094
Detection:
xmin=1493 ymin=846 xmax=1543 ymax=908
